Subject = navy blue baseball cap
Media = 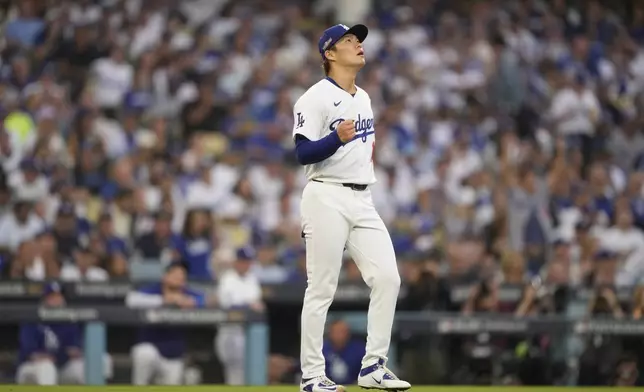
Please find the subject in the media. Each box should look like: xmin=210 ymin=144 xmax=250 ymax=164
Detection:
xmin=20 ymin=159 xmax=38 ymax=172
xmin=594 ymin=249 xmax=617 ymax=260
xmin=575 ymin=218 xmax=593 ymax=231
xmin=236 ymin=246 xmax=256 ymax=261
xmin=552 ymin=238 xmax=570 ymax=247
xmin=319 ymin=24 xmax=368 ymax=59
xmin=43 ymin=282 xmax=63 ymax=298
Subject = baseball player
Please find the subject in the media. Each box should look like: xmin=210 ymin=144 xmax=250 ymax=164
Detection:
xmin=16 ymin=282 xmax=110 ymax=384
xmin=126 ymin=262 xmax=206 ymax=385
xmin=293 ymin=23 xmax=411 ymax=392
xmin=215 ymin=246 xmax=264 ymax=385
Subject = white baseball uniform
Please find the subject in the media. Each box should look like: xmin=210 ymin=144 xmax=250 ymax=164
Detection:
xmin=294 ymin=77 xmax=401 ymax=380
xmin=215 ymin=268 xmax=262 ymax=385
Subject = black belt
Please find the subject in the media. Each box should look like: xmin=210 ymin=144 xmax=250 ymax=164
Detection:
xmin=312 ymin=179 xmax=368 ymax=191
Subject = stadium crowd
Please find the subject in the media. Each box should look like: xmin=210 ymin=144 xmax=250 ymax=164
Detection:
xmin=2 ymin=0 xmax=644 ymax=386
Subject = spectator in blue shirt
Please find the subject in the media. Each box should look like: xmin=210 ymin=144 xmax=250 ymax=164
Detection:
xmin=172 ymin=209 xmax=214 ymax=280
xmin=125 ymin=262 xmax=206 ymax=385
xmin=16 ymin=282 xmax=84 ymax=385
xmin=323 ymin=319 xmax=366 ymax=385
xmin=4 ymin=1 xmax=44 ymax=48
xmin=96 ymin=211 xmax=128 ymax=255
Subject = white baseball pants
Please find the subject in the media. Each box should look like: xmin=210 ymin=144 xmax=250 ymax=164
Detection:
xmin=215 ymin=326 xmax=246 ymax=385
xmin=17 ymin=359 xmax=82 ymax=385
xmin=131 ymin=343 xmax=184 ymax=385
xmin=299 ymin=181 xmax=401 ymax=379
xmin=17 ymin=355 xmax=113 ymax=385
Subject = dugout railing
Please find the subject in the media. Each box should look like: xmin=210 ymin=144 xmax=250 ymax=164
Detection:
xmin=2 ymin=302 xmax=643 ymax=385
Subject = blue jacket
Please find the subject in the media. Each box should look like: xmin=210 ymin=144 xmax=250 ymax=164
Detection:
xmin=323 ymin=339 xmax=365 ymax=385
xmin=18 ymin=323 xmax=82 ymax=366
xmin=135 ymin=283 xmax=205 ymax=359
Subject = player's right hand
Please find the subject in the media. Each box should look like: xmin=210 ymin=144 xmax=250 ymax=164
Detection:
xmin=176 ymin=295 xmax=197 ymax=309
xmin=163 ymin=291 xmax=182 ymax=305
xmin=337 ymin=120 xmax=356 ymax=143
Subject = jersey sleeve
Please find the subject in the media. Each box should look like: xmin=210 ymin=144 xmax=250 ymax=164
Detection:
xmin=216 ymin=273 xmax=234 ymax=309
xmin=125 ymin=284 xmax=163 ymax=308
xmin=61 ymin=325 xmax=82 ymax=350
xmin=19 ymin=324 xmax=44 ymax=358
xmin=293 ymin=94 xmax=325 ymax=141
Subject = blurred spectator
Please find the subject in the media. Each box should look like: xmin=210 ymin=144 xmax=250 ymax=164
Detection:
xmin=9 ymin=159 xmax=48 ymax=203
xmin=251 ymin=239 xmax=288 ymax=284
xmin=215 ymin=246 xmax=264 ymax=385
xmin=400 ymin=251 xmax=450 ymax=311
xmin=589 ymin=250 xmax=620 ymax=287
xmin=59 ymin=246 xmax=108 ymax=282
xmin=5 ymin=0 xmax=44 ymax=48
xmin=108 ymin=188 xmax=138 ymax=239
xmin=17 ymin=283 xmax=82 ymax=385
xmin=322 ymin=319 xmax=365 ymax=386
xmin=587 ymin=286 xmax=625 ymax=318
xmin=343 ymin=259 xmax=363 ymax=284
xmin=462 ymin=280 xmax=500 ymax=315
xmin=512 ymin=277 xmax=567 ymax=385
xmin=90 ymin=46 xmax=133 ymax=119
xmin=597 ymin=201 xmax=644 ymax=286
xmin=499 ymin=250 xmax=526 ymax=284
xmin=173 ymin=209 xmax=213 ymax=280
xmin=181 ymin=82 xmax=228 ymax=140
xmin=185 ymin=159 xmax=221 ymax=211
xmin=613 ymin=354 xmax=643 ymax=386
xmin=0 ymin=200 xmax=45 ymax=254
xmin=286 ymin=247 xmax=307 ymax=283
xmin=50 ymin=202 xmax=87 ymax=263
xmin=17 ymin=282 xmax=112 ymax=384
xmin=134 ymin=211 xmax=178 ymax=263
xmin=125 ymin=262 xmax=206 ymax=385
xmin=515 ymin=276 xmax=567 ymax=316
xmin=94 ymin=211 xmax=128 ymax=275
xmin=548 ymin=72 xmax=601 ymax=174
xmin=9 ymin=231 xmax=59 ymax=280
xmin=578 ymin=286 xmax=625 ymax=385
xmin=632 ymin=286 xmax=644 ymax=319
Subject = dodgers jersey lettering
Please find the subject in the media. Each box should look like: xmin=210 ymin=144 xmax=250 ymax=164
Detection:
xmin=293 ymin=78 xmax=376 ymax=185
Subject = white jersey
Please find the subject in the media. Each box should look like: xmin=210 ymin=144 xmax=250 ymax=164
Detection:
xmin=293 ymin=78 xmax=377 ymax=184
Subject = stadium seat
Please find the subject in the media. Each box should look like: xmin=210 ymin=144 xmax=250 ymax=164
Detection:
xmin=129 ymin=260 xmax=164 ymax=281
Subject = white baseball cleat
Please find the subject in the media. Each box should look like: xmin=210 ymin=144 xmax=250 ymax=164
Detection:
xmin=300 ymin=375 xmax=346 ymax=392
xmin=357 ymin=358 xmax=411 ymax=391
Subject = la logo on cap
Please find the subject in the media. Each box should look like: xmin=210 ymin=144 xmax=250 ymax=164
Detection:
xmin=340 ymin=24 xmax=349 ymax=30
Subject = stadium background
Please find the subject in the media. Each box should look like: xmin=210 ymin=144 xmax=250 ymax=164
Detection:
xmin=2 ymin=0 xmax=644 ymax=387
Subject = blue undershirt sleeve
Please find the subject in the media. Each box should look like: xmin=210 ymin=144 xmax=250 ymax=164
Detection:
xmin=294 ymin=133 xmax=344 ymax=165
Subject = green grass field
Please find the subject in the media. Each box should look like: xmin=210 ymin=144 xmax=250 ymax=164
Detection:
xmin=0 ymin=387 xmax=636 ymax=392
